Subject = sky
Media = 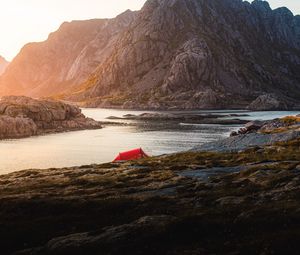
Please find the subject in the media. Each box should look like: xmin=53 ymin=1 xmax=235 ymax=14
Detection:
xmin=0 ymin=0 xmax=299 ymax=61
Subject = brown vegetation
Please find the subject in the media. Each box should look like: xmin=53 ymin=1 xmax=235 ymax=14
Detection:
xmin=1 ymin=138 xmax=300 ymax=254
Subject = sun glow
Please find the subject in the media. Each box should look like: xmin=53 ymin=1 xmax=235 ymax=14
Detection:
xmin=0 ymin=0 xmax=146 ymax=61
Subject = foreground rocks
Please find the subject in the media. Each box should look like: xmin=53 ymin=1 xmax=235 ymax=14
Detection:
xmin=194 ymin=116 xmax=300 ymax=152
xmin=0 ymin=96 xmax=102 ymax=139
xmin=1 ymin=137 xmax=300 ymax=254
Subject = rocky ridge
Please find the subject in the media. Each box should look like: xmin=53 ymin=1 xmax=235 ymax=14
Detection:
xmin=71 ymin=0 xmax=300 ymax=110
xmin=0 ymin=96 xmax=102 ymax=139
xmin=0 ymin=0 xmax=300 ymax=110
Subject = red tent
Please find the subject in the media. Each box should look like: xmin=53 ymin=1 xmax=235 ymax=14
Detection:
xmin=113 ymin=148 xmax=149 ymax=162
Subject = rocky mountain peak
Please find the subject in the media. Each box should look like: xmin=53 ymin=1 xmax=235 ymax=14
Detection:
xmin=72 ymin=0 xmax=300 ymax=109
xmin=0 ymin=0 xmax=299 ymax=110
xmin=251 ymin=0 xmax=271 ymax=11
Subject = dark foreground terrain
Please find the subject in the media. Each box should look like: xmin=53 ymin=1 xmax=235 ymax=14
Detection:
xmin=1 ymin=117 xmax=300 ymax=254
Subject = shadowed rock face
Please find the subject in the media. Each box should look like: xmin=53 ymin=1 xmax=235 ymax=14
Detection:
xmin=0 ymin=96 xmax=102 ymax=139
xmin=1 ymin=0 xmax=300 ymax=110
xmin=0 ymin=56 xmax=9 ymax=75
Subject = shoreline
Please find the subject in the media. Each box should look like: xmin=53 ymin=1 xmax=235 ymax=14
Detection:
xmin=1 ymin=132 xmax=300 ymax=254
xmin=1 ymin=111 xmax=300 ymax=175
xmin=79 ymin=104 xmax=300 ymax=112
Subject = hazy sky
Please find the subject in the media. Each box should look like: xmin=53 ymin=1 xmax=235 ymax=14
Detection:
xmin=0 ymin=0 xmax=299 ymax=61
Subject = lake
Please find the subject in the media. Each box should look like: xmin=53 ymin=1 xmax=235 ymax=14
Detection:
xmin=0 ymin=109 xmax=299 ymax=174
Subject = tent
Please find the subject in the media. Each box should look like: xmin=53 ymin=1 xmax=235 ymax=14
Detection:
xmin=113 ymin=148 xmax=149 ymax=162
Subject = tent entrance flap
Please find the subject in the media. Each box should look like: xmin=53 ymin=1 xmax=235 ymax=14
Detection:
xmin=113 ymin=148 xmax=149 ymax=162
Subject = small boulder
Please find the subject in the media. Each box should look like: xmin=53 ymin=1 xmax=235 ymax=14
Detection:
xmin=230 ymin=131 xmax=238 ymax=137
xmin=244 ymin=121 xmax=264 ymax=131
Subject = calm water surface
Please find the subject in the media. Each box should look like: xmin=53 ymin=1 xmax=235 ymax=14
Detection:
xmin=0 ymin=109 xmax=299 ymax=174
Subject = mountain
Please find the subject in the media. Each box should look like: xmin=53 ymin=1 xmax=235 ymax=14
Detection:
xmin=0 ymin=0 xmax=300 ymax=110
xmin=0 ymin=10 xmax=137 ymax=97
xmin=70 ymin=0 xmax=300 ymax=109
xmin=0 ymin=56 xmax=9 ymax=75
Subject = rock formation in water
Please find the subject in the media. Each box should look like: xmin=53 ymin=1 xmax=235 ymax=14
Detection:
xmin=0 ymin=56 xmax=9 ymax=75
xmin=0 ymin=0 xmax=300 ymax=110
xmin=0 ymin=96 xmax=102 ymax=139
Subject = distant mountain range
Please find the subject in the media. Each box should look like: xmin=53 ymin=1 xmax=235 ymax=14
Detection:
xmin=0 ymin=0 xmax=299 ymax=110
xmin=0 ymin=56 xmax=9 ymax=75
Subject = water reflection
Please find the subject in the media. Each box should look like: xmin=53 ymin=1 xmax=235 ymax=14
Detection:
xmin=0 ymin=109 xmax=299 ymax=174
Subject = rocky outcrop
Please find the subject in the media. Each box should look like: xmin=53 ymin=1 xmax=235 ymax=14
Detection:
xmin=0 ymin=96 xmax=102 ymax=139
xmin=1 ymin=136 xmax=300 ymax=254
xmin=195 ymin=115 xmax=300 ymax=152
xmin=0 ymin=56 xmax=9 ymax=75
xmin=195 ymin=130 xmax=300 ymax=153
xmin=247 ymin=94 xmax=291 ymax=111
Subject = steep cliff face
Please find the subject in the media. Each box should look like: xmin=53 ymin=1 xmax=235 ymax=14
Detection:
xmin=72 ymin=0 xmax=300 ymax=109
xmin=0 ymin=0 xmax=300 ymax=110
xmin=0 ymin=10 xmax=137 ymax=97
xmin=0 ymin=56 xmax=9 ymax=75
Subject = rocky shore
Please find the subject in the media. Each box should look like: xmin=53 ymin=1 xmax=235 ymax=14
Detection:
xmin=0 ymin=96 xmax=102 ymax=139
xmin=107 ymin=112 xmax=249 ymax=125
xmin=194 ymin=115 xmax=300 ymax=152
xmin=1 ymin=116 xmax=300 ymax=254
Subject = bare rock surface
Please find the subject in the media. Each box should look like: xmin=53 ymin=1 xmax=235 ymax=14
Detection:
xmin=196 ymin=115 xmax=300 ymax=152
xmin=195 ymin=130 xmax=300 ymax=152
xmin=70 ymin=0 xmax=300 ymax=109
xmin=247 ymin=94 xmax=291 ymax=111
xmin=0 ymin=96 xmax=102 ymax=139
